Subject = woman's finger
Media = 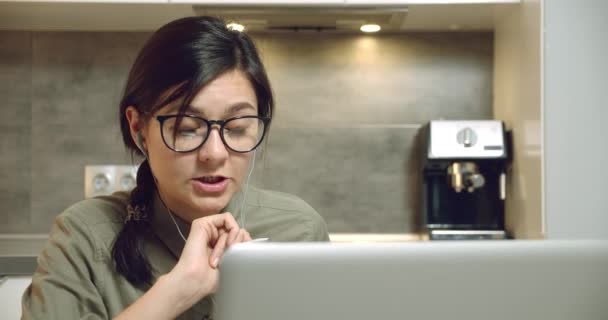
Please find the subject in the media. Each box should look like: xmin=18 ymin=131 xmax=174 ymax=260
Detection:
xmin=227 ymin=227 xmax=240 ymax=246
xmin=221 ymin=213 xmax=240 ymax=246
xmin=209 ymin=231 xmax=228 ymax=268
xmin=235 ymin=229 xmax=251 ymax=244
xmin=185 ymin=218 xmax=217 ymax=251
xmin=233 ymin=229 xmax=244 ymax=244
xmin=199 ymin=212 xmax=239 ymax=231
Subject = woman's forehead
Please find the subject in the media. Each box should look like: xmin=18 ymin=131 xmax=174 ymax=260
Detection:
xmin=191 ymin=70 xmax=257 ymax=112
xmin=161 ymin=70 xmax=258 ymax=116
xmin=178 ymin=102 xmax=257 ymax=118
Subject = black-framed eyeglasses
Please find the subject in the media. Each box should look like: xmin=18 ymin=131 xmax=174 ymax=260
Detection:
xmin=156 ymin=114 xmax=270 ymax=153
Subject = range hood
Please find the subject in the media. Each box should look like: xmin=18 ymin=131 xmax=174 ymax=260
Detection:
xmin=192 ymin=5 xmax=409 ymax=32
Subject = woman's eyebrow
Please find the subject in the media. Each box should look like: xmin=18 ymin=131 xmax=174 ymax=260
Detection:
xmin=183 ymin=106 xmax=203 ymax=116
xmin=225 ymin=102 xmax=256 ymax=116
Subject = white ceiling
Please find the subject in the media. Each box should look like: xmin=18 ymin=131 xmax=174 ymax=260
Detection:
xmin=0 ymin=2 xmax=519 ymax=32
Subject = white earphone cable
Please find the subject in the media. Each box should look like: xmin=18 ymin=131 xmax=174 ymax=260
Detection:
xmin=167 ymin=205 xmax=188 ymax=242
xmin=238 ymin=150 xmax=256 ymax=228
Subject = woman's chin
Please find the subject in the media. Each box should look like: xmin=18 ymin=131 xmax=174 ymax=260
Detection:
xmin=191 ymin=197 xmax=230 ymax=216
xmin=188 ymin=183 xmax=237 ymax=213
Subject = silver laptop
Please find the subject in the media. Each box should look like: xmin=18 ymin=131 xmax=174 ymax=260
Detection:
xmin=214 ymin=240 xmax=608 ymax=320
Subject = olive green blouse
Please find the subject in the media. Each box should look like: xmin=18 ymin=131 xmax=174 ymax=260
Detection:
xmin=21 ymin=187 xmax=330 ymax=320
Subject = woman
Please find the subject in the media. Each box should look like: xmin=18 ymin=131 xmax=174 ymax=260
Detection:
xmin=21 ymin=16 xmax=329 ymax=320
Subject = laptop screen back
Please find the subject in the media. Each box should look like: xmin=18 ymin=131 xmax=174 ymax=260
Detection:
xmin=214 ymin=241 xmax=608 ymax=320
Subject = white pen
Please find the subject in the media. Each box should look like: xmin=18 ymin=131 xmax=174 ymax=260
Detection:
xmin=251 ymin=237 xmax=269 ymax=242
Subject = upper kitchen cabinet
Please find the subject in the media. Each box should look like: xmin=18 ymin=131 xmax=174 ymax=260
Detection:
xmin=165 ymin=0 xmax=518 ymax=3
xmin=0 ymin=3 xmax=195 ymax=31
xmin=0 ymin=0 xmax=521 ymax=31
xmin=168 ymin=0 xmax=345 ymax=4
xmin=345 ymin=0 xmax=518 ymax=2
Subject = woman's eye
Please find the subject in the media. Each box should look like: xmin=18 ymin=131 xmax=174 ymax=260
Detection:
xmin=177 ymin=128 xmax=198 ymax=136
xmin=225 ymin=127 xmax=247 ymax=135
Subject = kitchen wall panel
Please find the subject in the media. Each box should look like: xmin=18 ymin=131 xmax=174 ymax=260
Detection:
xmin=0 ymin=30 xmax=493 ymax=234
xmin=0 ymin=31 xmax=32 ymax=232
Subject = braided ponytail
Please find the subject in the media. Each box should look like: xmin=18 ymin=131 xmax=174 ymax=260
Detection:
xmin=111 ymin=160 xmax=156 ymax=286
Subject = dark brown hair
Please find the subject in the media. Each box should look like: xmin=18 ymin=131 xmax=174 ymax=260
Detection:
xmin=112 ymin=16 xmax=274 ymax=286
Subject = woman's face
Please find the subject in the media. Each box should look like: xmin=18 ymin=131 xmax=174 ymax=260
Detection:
xmin=130 ymin=69 xmax=259 ymax=222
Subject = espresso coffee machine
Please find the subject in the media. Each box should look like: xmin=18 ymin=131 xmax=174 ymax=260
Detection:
xmin=420 ymin=120 xmax=510 ymax=240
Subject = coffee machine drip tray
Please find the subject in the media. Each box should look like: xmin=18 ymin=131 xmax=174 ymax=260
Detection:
xmin=429 ymin=230 xmax=506 ymax=240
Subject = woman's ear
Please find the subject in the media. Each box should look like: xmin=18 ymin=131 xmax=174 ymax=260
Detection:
xmin=125 ymin=106 xmax=146 ymax=153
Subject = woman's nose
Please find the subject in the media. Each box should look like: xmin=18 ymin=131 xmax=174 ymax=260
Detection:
xmin=198 ymin=128 xmax=229 ymax=163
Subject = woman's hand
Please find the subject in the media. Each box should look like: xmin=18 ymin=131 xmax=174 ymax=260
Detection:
xmin=166 ymin=213 xmax=252 ymax=314
xmin=114 ymin=213 xmax=252 ymax=320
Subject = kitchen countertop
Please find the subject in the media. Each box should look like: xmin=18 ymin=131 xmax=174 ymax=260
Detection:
xmin=328 ymin=233 xmax=423 ymax=242
xmin=0 ymin=234 xmax=46 ymax=275
xmin=0 ymin=256 xmax=38 ymax=275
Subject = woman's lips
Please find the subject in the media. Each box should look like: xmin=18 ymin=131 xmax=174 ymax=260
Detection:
xmin=192 ymin=177 xmax=229 ymax=194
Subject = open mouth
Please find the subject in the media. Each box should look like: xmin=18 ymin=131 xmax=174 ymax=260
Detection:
xmin=193 ymin=176 xmax=229 ymax=193
xmin=198 ymin=176 xmax=226 ymax=184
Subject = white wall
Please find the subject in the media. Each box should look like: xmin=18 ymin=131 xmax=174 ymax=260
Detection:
xmin=544 ymin=0 xmax=608 ymax=238
xmin=0 ymin=276 xmax=31 ymax=320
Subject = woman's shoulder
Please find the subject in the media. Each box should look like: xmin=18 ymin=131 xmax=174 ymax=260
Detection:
xmin=62 ymin=191 xmax=129 ymax=224
xmin=249 ymin=187 xmax=315 ymax=213
xmin=247 ymin=187 xmax=330 ymax=241
xmin=55 ymin=192 xmax=130 ymax=246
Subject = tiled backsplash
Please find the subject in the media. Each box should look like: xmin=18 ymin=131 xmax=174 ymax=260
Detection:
xmin=0 ymin=31 xmax=493 ymax=234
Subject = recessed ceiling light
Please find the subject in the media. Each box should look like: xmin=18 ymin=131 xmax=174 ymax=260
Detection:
xmin=227 ymin=23 xmax=245 ymax=32
xmin=360 ymin=24 xmax=381 ymax=33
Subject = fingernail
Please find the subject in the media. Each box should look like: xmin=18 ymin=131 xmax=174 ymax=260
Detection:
xmin=212 ymin=257 xmax=219 ymax=268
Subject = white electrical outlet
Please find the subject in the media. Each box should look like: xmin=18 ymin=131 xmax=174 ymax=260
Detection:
xmin=115 ymin=165 xmax=138 ymax=192
xmin=84 ymin=165 xmax=139 ymax=198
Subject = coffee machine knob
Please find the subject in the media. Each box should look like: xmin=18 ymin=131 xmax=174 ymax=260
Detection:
xmin=457 ymin=127 xmax=477 ymax=147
